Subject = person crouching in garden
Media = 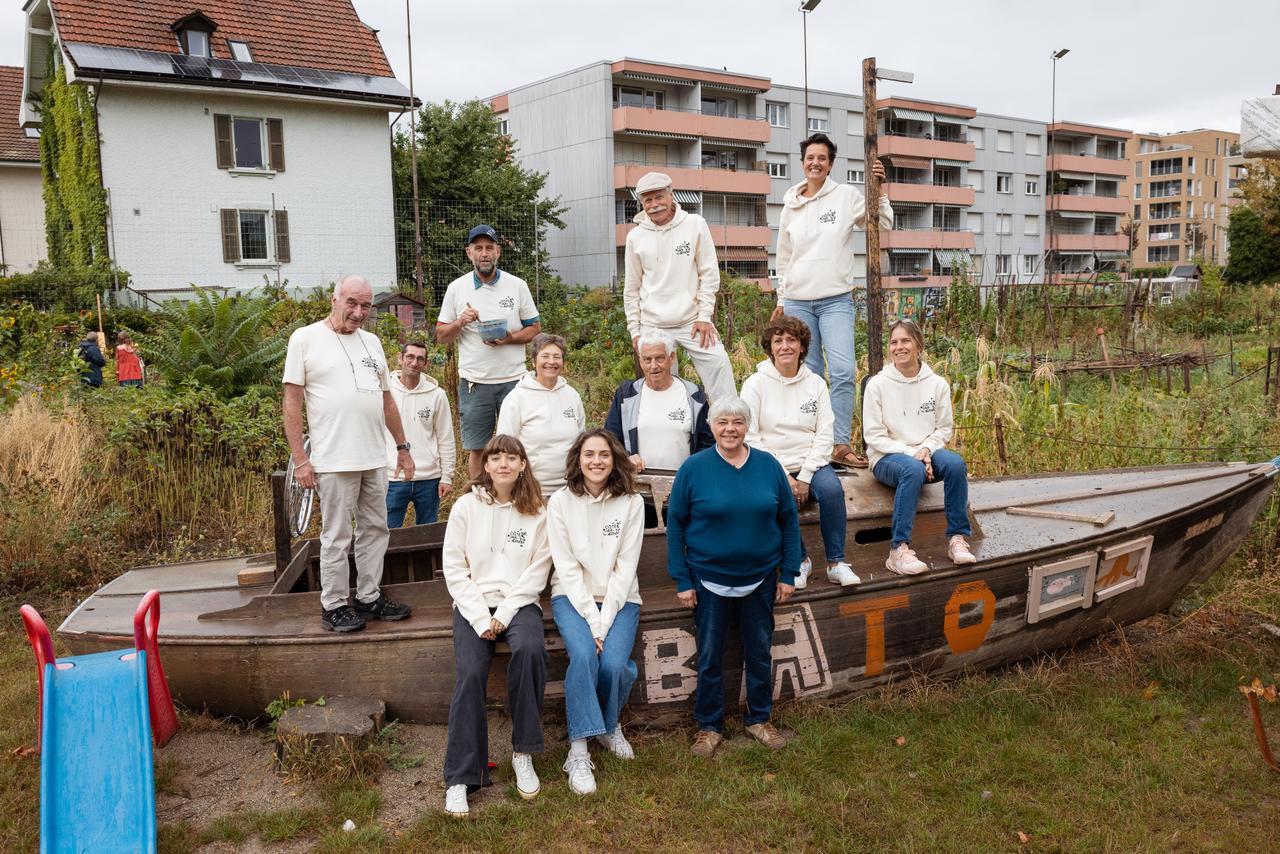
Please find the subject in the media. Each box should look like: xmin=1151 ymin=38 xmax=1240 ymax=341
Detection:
xmin=666 ymin=398 xmax=801 ymax=757
xmin=441 ymin=435 xmax=552 ymax=817
xmin=862 ymin=318 xmax=976 ymax=576
xmin=547 ymin=430 xmax=645 ymax=794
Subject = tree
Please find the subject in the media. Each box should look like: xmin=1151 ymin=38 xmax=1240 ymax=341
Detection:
xmin=1237 ymin=158 xmax=1280 ymax=241
xmin=1224 ymin=206 xmax=1278 ymax=284
xmin=391 ymin=100 xmax=566 ymax=301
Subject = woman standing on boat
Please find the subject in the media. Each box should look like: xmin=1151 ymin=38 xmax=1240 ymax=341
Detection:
xmin=441 ymin=434 xmax=553 ymax=817
xmin=667 ymin=397 xmax=802 ymax=757
xmin=863 ymin=319 xmax=976 ymax=575
xmin=497 ymin=333 xmax=585 ymax=495
xmin=547 ymin=430 xmax=645 ymax=795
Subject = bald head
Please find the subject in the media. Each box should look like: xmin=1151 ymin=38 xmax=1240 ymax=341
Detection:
xmin=329 ymin=275 xmax=373 ymax=333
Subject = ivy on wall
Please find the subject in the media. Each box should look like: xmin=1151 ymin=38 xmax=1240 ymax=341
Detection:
xmin=39 ymin=47 xmax=109 ymax=270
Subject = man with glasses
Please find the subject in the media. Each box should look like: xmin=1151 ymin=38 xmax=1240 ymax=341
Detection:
xmin=283 ymin=274 xmax=415 ymax=632
xmin=385 ymin=340 xmax=455 ymax=527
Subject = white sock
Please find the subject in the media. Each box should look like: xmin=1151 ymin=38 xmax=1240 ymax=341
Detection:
xmin=569 ymin=739 xmax=589 ymax=758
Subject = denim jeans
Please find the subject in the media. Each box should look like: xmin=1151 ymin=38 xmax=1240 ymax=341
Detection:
xmin=385 ymin=478 xmax=441 ymax=527
xmin=782 ymin=293 xmax=856 ymax=445
xmin=692 ymin=574 xmax=776 ymax=732
xmin=797 ymin=464 xmax=846 ymax=564
xmin=551 ymin=596 xmax=640 ymax=742
xmin=871 ymin=449 xmax=971 ymax=548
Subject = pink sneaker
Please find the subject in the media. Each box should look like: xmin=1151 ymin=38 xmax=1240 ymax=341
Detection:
xmin=948 ymin=535 xmax=977 ymax=565
xmin=885 ymin=543 xmax=928 ymax=575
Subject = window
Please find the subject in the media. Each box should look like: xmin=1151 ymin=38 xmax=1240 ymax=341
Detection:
xmin=1133 ymin=184 xmax=1142 ymax=199
xmin=1213 ymin=180 xmax=1218 ymax=197
xmin=239 ymin=211 xmax=269 ymax=260
xmin=496 ymin=117 xmax=509 ymax=136
xmin=1150 ymin=158 xmax=1182 ymax=176
xmin=702 ymin=149 xmax=737 ymax=170
xmin=969 ymin=170 xmax=984 ymax=192
xmin=1147 ymin=245 xmax=1179 ymax=263
xmin=807 ymin=115 xmax=829 ymax=132
xmin=848 ymin=111 xmax=861 ymax=134
xmin=233 ymin=118 xmax=264 ymax=169
xmin=180 ymin=28 xmax=211 ymax=57
xmin=1196 ymin=180 xmax=1202 ymax=195
xmin=766 ymin=101 xmax=788 ymax=127
xmin=767 ymin=161 xmax=788 ymax=179
xmin=1134 ymin=205 xmax=1141 ymax=219
xmin=996 ymin=173 xmax=1011 ymax=193
xmin=1134 ymin=162 xmax=1143 ymax=177
xmin=972 ymin=128 xmax=983 ymax=149
xmin=1025 ymin=178 xmax=1039 ymax=195
xmin=702 ymin=98 xmax=738 ymax=118
xmin=995 ymin=254 xmax=1011 ymax=275
xmin=1025 ymin=134 xmax=1041 ymax=155
xmin=1023 ymin=255 xmax=1037 ymax=275
xmin=967 ymin=212 xmax=983 ymax=233
xmin=228 ymin=40 xmax=253 ymax=62
xmin=1024 ymin=215 xmax=1040 ymax=236
xmin=996 ymin=214 xmax=1012 ymax=235
xmin=1148 ymin=223 xmax=1180 ymax=241
xmin=614 ymin=86 xmax=664 ymax=109
xmin=1189 ymin=156 xmax=1195 ymax=174
xmin=846 ymin=168 xmax=864 ymax=184
xmin=997 ymin=130 xmax=1013 ymax=152
xmin=220 ymin=208 xmax=289 ymax=264
xmin=1215 ymin=138 xmax=1221 ymax=155
xmin=214 ymin=114 xmax=284 ymax=171
xmin=1149 ymin=180 xmax=1180 ymax=198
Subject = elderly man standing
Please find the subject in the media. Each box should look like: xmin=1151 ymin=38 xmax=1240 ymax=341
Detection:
xmin=624 ymin=172 xmax=736 ymax=403
xmin=283 ymin=275 xmax=415 ymax=633
xmin=437 ymin=224 xmax=542 ymax=480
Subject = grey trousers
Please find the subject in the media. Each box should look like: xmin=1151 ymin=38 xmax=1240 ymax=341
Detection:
xmin=315 ymin=468 xmax=389 ymax=611
xmin=443 ymin=604 xmax=548 ymax=788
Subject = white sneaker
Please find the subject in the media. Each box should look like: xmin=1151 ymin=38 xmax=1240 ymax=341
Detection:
xmin=511 ymin=752 xmax=540 ymax=800
xmin=563 ymin=754 xmax=597 ymax=795
xmin=825 ymin=561 xmax=861 ymax=586
xmin=595 ymin=727 xmax=635 ymax=759
xmin=444 ymin=783 xmax=469 ymax=817
xmin=794 ymin=556 xmax=813 ymax=590
xmin=948 ymin=535 xmax=977 ymax=565
xmin=886 ymin=544 xmax=928 ymax=576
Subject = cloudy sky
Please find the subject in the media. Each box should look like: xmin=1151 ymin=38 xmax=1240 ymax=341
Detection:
xmin=3 ymin=0 xmax=1274 ymax=135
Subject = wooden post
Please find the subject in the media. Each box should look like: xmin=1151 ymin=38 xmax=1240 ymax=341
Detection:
xmin=993 ymin=415 xmax=1008 ymax=475
xmin=1182 ymin=356 xmax=1191 ymax=394
xmin=1164 ymin=364 xmax=1172 ymax=395
xmin=863 ymin=57 xmax=885 ymax=378
xmin=1097 ymin=326 xmax=1118 ymax=395
xmin=271 ymin=471 xmax=291 ymax=576
xmin=1228 ymin=333 xmax=1234 ymax=376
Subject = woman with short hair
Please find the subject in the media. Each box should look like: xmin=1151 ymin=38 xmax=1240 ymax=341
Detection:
xmin=863 ymin=318 xmax=976 ymax=576
xmin=497 ymin=332 xmax=585 ymax=495
xmin=548 ymin=429 xmax=645 ymax=795
xmin=441 ymin=434 xmax=553 ymax=817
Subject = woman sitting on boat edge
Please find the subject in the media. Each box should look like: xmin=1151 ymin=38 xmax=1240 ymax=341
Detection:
xmin=547 ymin=430 xmax=646 ymax=795
xmin=440 ymin=434 xmax=553 ymax=817
xmin=862 ymin=318 xmax=977 ymax=575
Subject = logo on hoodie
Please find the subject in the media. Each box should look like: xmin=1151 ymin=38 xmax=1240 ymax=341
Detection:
xmin=562 ymin=407 xmax=577 ymax=420
xmin=602 ymin=519 xmax=621 ymax=537
xmin=918 ymin=398 xmax=936 ymax=415
xmin=668 ymin=407 xmax=687 ymax=422
xmin=818 ymin=209 xmax=837 ymax=224
xmin=674 ymin=241 xmax=691 ymax=256
xmin=800 ymin=398 xmax=818 ymax=415
xmin=417 ymin=406 xmax=432 ymax=422
xmin=507 ymin=528 xmax=528 ymax=546
xmin=498 ymin=296 xmax=516 ymax=310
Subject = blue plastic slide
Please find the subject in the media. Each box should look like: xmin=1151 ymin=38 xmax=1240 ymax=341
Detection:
xmin=39 ymin=648 xmax=156 ymax=854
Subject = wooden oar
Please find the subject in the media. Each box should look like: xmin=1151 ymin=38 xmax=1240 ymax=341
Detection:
xmin=1006 ymin=506 xmax=1115 ymax=526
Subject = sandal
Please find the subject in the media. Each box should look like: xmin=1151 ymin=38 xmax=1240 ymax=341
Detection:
xmin=832 ymin=444 xmax=869 ymax=469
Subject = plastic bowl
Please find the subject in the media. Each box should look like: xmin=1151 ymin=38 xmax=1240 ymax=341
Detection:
xmin=478 ymin=319 xmax=508 ymax=342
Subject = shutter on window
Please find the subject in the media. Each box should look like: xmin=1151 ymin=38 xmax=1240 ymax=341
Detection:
xmin=267 ymin=118 xmax=285 ymax=172
xmin=220 ymin=209 xmax=240 ymax=262
xmin=274 ymin=210 xmax=291 ymax=264
xmin=214 ymin=114 xmax=233 ymax=169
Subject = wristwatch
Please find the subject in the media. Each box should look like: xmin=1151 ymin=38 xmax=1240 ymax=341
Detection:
xmin=395 ymin=442 xmax=411 ymax=452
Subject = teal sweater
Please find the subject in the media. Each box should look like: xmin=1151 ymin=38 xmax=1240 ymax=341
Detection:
xmin=666 ymin=446 xmax=802 ymax=592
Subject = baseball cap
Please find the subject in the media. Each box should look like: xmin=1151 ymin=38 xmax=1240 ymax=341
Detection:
xmin=467 ymin=224 xmax=499 ymax=244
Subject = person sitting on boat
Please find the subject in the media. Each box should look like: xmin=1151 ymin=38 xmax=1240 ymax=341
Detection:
xmin=667 ymin=397 xmax=802 ymax=757
xmin=862 ymin=318 xmax=976 ymax=576
xmin=496 ymin=333 xmax=585 ymax=496
xmin=740 ymin=314 xmax=859 ymax=589
xmin=283 ymin=275 xmax=415 ymax=633
xmin=385 ymin=340 xmax=455 ymax=527
xmin=547 ymin=430 xmax=645 ymax=795
xmin=441 ymin=434 xmax=553 ymax=817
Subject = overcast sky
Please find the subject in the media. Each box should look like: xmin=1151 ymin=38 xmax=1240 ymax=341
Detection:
xmin=4 ymin=0 xmax=1275 ymax=135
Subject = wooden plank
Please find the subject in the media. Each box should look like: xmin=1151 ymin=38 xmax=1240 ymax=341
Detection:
xmin=1006 ymin=506 xmax=1115 ymax=526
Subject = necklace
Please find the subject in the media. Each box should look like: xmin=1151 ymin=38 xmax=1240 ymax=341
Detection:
xmin=327 ymin=319 xmax=382 ymax=394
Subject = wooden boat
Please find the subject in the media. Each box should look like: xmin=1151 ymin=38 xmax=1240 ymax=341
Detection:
xmin=59 ymin=459 xmax=1279 ymax=725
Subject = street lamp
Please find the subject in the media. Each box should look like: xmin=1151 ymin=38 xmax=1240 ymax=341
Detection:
xmin=1047 ymin=48 xmax=1069 ymax=283
xmin=799 ymin=0 xmax=822 ymax=133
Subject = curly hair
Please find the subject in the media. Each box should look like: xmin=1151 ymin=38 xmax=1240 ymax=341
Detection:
xmin=760 ymin=314 xmax=811 ymax=364
xmin=564 ymin=430 xmax=636 ymax=498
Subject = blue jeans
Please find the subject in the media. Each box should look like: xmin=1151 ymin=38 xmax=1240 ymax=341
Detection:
xmin=385 ymin=479 xmax=441 ymax=527
xmin=872 ymin=449 xmax=971 ymax=548
xmin=551 ymin=597 xmax=640 ymax=741
xmin=692 ymin=574 xmax=776 ymax=732
xmin=783 ymin=293 xmax=856 ymax=445
xmin=798 ymin=464 xmax=846 ymax=564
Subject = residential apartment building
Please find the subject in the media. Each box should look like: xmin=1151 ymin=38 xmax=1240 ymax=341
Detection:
xmin=1128 ymin=129 xmax=1241 ymax=267
xmin=1045 ymin=122 xmax=1132 ymax=282
xmin=967 ymin=114 xmax=1049 ymax=285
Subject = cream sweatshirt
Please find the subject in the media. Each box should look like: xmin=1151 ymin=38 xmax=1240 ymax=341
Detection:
xmin=441 ymin=486 xmax=553 ymax=637
xmin=741 ymin=359 xmax=834 ymax=484
xmin=623 ymin=205 xmax=720 ymax=337
xmin=495 ymin=372 xmax=585 ymax=494
xmin=385 ymin=370 xmax=456 ymax=483
xmin=862 ymin=361 xmax=954 ymax=472
xmin=775 ymin=178 xmax=894 ymax=303
xmin=547 ymin=488 xmax=645 ymax=640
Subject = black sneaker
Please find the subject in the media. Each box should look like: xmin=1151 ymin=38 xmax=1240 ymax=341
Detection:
xmin=321 ymin=605 xmax=366 ymax=632
xmin=353 ymin=594 xmax=412 ymax=622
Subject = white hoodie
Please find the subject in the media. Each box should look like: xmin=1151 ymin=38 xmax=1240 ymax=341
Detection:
xmin=775 ymin=178 xmax=894 ymax=303
xmin=442 ymin=486 xmax=553 ymax=637
xmin=862 ymin=361 xmax=954 ymax=472
xmin=740 ymin=359 xmax=834 ymax=483
xmin=623 ymin=204 xmax=720 ymax=337
xmin=385 ymin=370 xmax=456 ymax=483
xmin=547 ymin=488 xmax=645 ymax=639
xmin=496 ymin=372 xmax=585 ymax=494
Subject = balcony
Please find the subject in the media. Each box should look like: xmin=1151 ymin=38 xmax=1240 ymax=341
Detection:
xmin=615 ymin=222 xmax=770 ymax=247
xmin=883 ymin=274 xmax=952 ymax=288
xmin=1047 ymin=233 xmax=1128 ymax=252
xmin=1047 ymin=153 xmax=1129 ymax=178
xmin=883 ymin=230 xmax=975 ymax=250
xmin=1048 ymin=194 xmax=1129 ymax=215
xmin=613 ymin=106 xmax=770 ymax=144
xmin=880 ymin=133 xmax=975 ymax=164
xmin=613 ymin=163 xmax=769 ymax=195
xmin=884 ymin=182 xmax=975 ymax=207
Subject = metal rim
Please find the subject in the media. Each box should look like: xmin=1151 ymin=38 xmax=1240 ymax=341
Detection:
xmin=284 ymin=436 xmax=316 ymax=538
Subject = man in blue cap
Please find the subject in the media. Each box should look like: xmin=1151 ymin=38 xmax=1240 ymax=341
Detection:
xmin=437 ymin=224 xmax=542 ymax=479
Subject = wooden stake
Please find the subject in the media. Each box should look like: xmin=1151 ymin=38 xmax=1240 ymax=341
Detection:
xmin=271 ymin=471 xmax=291 ymax=576
xmin=993 ymin=415 xmax=1008 ymax=474
xmin=862 ymin=57 xmax=884 ymax=378
xmin=95 ymin=293 xmax=106 ymax=351
xmin=1097 ymin=326 xmax=1118 ymax=395
xmin=1182 ymin=356 xmax=1192 ymax=394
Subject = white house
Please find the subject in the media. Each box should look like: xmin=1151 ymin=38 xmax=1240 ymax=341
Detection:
xmin=17 ymin=0 xmax=411 ymax=295
xmin=0 ymin=65 xmax=46 ymax=274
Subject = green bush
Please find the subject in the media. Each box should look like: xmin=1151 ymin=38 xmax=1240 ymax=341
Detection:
xmin=0 ymin=265 xmax=121 ymax=311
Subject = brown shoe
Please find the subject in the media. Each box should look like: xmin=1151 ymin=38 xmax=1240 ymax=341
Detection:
xmin=690 ymin=730 xmax=723 ymax=758
xmin=831 ymin=444 xmax=869 ymax=468
xmin=744 ymin=721 xmax=788 ymax=750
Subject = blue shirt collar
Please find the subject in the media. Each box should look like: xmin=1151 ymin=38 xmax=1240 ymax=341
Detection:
xmin=472 ymin=269 xmax=502 ymax=289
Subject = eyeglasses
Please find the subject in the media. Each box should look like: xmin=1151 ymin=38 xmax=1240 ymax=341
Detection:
xmin=329 ymin=326 xmax=384 ymax=394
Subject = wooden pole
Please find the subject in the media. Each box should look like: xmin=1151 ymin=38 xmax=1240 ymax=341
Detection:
xmin=95 ymin=293 xmax=106 ymax=351
xmin=993 ymin=415 xmax=1008 ymax=474
xmin=271 ymin=471 xmax=291 ymax=576
xmin=1182 ymin=356 xmax=1191 ymax=394
xmin=862 ymin=57 xmax=884 ymax=378
xmin=1097 ymin=326 xmax=1118 ymax=395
